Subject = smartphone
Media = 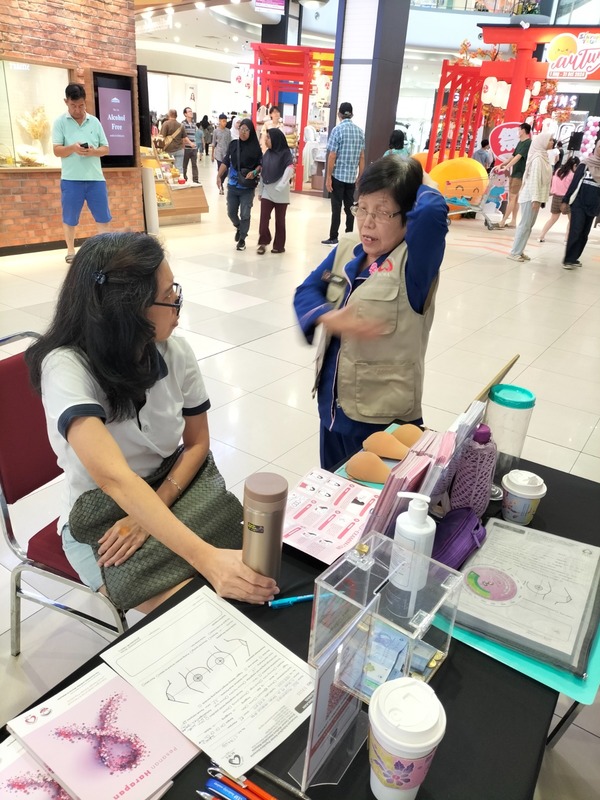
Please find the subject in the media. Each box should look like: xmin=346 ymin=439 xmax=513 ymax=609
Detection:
xmin=81 ymin=143 xmax=89 ymax=149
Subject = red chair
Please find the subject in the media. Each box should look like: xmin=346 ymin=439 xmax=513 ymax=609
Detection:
xmin=0 ymin=332 xmax=127 ymax=656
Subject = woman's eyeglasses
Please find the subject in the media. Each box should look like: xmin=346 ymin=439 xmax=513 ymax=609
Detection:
xmin=351 ymin=205 xmax=402 ymax=224
xmin=152 ymin=283 xmax=183 ymax=315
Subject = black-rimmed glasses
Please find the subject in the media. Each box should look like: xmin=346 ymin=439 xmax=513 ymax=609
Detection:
xmin=152 ymin=283 xmax=183 ymax=316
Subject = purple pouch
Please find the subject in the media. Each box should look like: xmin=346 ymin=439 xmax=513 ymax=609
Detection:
xmin=432 ymin=507 xmax=486 ymax=570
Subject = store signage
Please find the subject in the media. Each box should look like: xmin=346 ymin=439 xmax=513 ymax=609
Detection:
xmin=254 ymin=0 xmax=285 ymax=12
xmin=97 ymin=87 xmax=133 ymax=156
xmin=546 ymin=32 xmax=600 ymax=80
xmin=488 ymin=122 xmax=521 ymax=162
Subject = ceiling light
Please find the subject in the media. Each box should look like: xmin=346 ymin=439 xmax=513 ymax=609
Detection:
xmin=164 ymin=6 xmax=174 ymax=16
xmin=231 ymin=0 xmax=241 ymax=4
xmin=232 ymin=35 xmax=239 ymax=42
xmin=194 ymin=1 xmax=205 ymax=8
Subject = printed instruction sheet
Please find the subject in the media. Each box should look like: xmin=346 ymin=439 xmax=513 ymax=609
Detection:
xmin=102 ymin=587 xmax=314 ymax=778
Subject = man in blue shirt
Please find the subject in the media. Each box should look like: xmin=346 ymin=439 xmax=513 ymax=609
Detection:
xmin=52 ymin=84 xmax=111 ymax=263
xmin=322 ymin=102 xmax=365 ymax=245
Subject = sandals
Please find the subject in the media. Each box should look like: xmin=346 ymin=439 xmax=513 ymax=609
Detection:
xmin=65 ymin=254 xmax=75 ymax=264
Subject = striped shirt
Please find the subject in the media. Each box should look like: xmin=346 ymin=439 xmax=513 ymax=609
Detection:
xmin=327 ymin=118 xmax=365 ymax=183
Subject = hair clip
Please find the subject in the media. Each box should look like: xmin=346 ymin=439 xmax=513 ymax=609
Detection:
xmin=93 ymin=270 xmax=107 ymax=285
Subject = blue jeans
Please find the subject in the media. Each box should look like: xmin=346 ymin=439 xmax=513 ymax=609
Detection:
xmin=226 ymin=184 xmax=255 ymax=241
xmin=171 ymin=148 xmax=184 ymax=174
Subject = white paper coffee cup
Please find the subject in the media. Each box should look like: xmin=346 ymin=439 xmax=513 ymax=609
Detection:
xmin=501 ymin=469 xmax=547 ymax=525
xmin=368 ymin=677 xmax=446 ymax=800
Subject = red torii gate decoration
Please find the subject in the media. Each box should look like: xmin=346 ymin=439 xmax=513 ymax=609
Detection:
xmin=251 ymin=43 xmax=334 ymax=193
xmin=427 ymin=24 xmax=600 ymax=172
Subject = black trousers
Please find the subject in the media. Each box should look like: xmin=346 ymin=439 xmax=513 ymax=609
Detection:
xmin=183 ymin=147 xmax=198 ymax=182
xmin=329 ymin=176 xmax=356 ymax=239
xmin=564 ymin=204 xmax=595 ymax=264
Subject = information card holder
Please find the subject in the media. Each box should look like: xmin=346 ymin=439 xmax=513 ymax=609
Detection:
xmin=288 ymin=532 xmax=462 ymax=793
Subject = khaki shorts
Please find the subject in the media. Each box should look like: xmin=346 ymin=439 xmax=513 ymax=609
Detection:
xmin=508 ymin=177 xmax=522 ymax=196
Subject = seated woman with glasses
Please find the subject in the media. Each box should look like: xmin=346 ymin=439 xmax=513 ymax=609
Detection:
xmin=294 ymin=156 xmax=448 ymax=469
xmin=26 ymin=232 xmax=278 ymax=612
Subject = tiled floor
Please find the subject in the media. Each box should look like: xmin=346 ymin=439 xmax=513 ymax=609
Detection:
xmin=1 ymin=160 xmax=599 ymax=798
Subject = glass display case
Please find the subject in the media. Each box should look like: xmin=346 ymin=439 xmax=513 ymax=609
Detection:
xmin=0 ymin=60 xmax=69 ymax=168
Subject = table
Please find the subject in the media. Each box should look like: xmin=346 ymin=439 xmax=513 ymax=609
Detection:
xmin=4 ymin=460 xmax=598 ymax=800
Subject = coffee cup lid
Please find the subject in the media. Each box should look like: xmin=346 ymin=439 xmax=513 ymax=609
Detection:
xmin=502 ymin=469 xmax=547 ymax=499
xmin=369 ymin=678 xmax=445 ymax=754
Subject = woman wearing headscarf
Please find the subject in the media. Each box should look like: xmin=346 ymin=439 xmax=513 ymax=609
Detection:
xmin=507 ymin=131 xmax=553 ymax=263
xmin=257 ymin=128 xmax=294 ymax=255
xmin=200 ymin=115 xmax=214 ymax=157
xmin=561 ymin=138 xmax=600 ymax=269
xmin=217 ymin=118 xmax=262 ymax=252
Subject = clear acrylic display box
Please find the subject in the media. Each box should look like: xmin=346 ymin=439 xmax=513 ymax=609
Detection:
xmin=309 ymin=531 xmax=463 ymax=703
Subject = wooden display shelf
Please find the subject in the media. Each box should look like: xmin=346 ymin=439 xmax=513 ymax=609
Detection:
xmin=159 ymin=184 xmax=209 ymax=217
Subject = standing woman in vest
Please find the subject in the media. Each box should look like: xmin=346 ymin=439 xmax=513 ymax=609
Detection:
xmin=294 ymin=156 xmax=448 ymax=469
xmin=561 ymin=138 xmax=600 ymax=269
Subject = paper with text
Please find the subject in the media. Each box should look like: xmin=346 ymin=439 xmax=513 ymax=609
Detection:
xmin=102 ymin=586 xmax=314 ymax=778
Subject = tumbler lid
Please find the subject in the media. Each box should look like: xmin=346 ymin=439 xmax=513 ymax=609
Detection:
xmin=244 ymin=472 xmax=288 ymax=503
xmin=488 ymin=384 xmax=535 ymax=410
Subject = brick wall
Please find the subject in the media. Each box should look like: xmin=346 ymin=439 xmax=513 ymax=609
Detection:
xmin=0 ymin=0 xmax=144 ymax=252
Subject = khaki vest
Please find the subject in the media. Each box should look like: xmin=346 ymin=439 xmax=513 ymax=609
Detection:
xmin=314 ymin=236 xmax=438 ymax=424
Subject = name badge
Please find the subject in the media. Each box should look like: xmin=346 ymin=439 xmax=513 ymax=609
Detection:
xmin=321 ymin=270 xmax=345 ymax=286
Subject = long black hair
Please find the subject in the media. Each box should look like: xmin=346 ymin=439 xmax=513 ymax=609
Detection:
xmin=557 ymin=156 xmax=580 ymax=180
xmin=26 ymin=232 xmax=166 ymax=421
xmin=356 ymin=155 xmax=423 ymax=225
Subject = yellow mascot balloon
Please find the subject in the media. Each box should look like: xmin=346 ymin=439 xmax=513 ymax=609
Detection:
xmin=429 ymin=157 xmax=489 ymax=212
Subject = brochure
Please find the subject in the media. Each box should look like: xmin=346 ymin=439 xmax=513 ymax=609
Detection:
xmin=7 ymin=663 xmax=198 ymax=800
xmin=456 ymin=518 xmax=600 ymax=675
xmin=102 ymin=586 xmax=314 ymax=780
xmin=0 ymin=735 xmax=71 ymax=799
xmin=283 ymin=468 xmax=380 ymax=564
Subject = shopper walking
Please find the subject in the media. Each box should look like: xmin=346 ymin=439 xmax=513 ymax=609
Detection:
xmin=52 ymin=83 xmax=111 ymax=263
xmin=216 ymin=118 xmax=262 ymax=252
xmin=562 ymin=139 xmax=600 ymax=269
xmin=472 ymin=138 xmax=494 ymax=172
xmin=182 ymin=107 xmax=199 ymax=183
xmin=495 ymin=122 xmax=532 ymax=228
xmin=160 ymin=109 xmax=191 ymax=175
xmin=200 ymin=115 xmax=214 ymax=156
xmin=321 ymin=102 xmax=365 ymax=245
xmin=212 ymin=113 xmax=231 ymax=195
xmin=538 ymin=157 xmax=579 ymax=242
xmin=257 ymin=128 xmax=294 ymax=255
xmin=260 ymin=105 xmax=285 ymax=152
xmin=507 ymin=132 xmax=553 ymax=262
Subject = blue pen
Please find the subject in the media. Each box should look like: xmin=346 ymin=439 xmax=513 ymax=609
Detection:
xmin=205 ymin=777 xmax=247 ymax=800
xmin=268 ymin=593 xmax=314 ymax=608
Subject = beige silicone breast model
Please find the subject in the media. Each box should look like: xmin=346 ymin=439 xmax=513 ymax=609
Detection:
xmin=391 ymin=423 xmax=424 ymax=448
xmin=362 ymin=431 xmax=409 ymax=461
xmin=345 ymin=451 xmax=391 ymax=484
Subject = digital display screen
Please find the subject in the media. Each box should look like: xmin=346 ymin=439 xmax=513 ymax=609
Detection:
xmin=93 ymin=72 xmax=135 ymax=167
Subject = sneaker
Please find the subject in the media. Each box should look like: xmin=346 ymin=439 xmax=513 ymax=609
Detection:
xmin=321 ymin=237 xmax=338 ymax=245
xmin=219 ymin=188 xmax=224 ymax=195
xmin=271 ymin=248 xmax=285 ymax=254
xmin=236 ymin=239 xmax=246 ymax=251
xmin=257 ymin=245 xmax=266 ymax=255
xmin=573 ymin=260 xmax=583 ymax=267
xmin=538 ymin=238 xmax=545 ymax=242
xmin=234 ymin=228 xmax=241 ymax=242
xmin=507 ymin=254 xmax=525 ymax=262
xmin=521 ymin=253 xmax=531 ymax=261
xmin=193 ymin=180 xmax=202 ymax=185
xmin=563 ymin=262 xmax=578 ymax=270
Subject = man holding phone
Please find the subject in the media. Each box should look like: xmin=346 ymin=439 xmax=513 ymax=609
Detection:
xmin=52 ymin=83 xmax=111 ymax=263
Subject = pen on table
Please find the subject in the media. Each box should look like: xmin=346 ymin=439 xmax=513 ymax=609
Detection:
xmin=205 ymin=777 xmax=256 ymax=800
xmin=268 ymin=593 xmax=314 ymax=608
xmin=209 ymin=763 xmax=280 ymax=800
xmin=207 ymin=772 xmax=265 ymax=800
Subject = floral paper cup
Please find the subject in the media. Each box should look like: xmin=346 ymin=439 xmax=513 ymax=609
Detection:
xmin=368 ymin=678 xmax=445 ymax=800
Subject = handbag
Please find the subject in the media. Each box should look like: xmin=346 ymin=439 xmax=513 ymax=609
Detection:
xmin=431 ymin=507 xmax=486 ymax=570
xmin=68 ymin=448 xmax=242 ymax=609
xmin=162 ymin=124 xmax=185 ymax=150
xmin=236 ymin=139 xmax=260 ymax=188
